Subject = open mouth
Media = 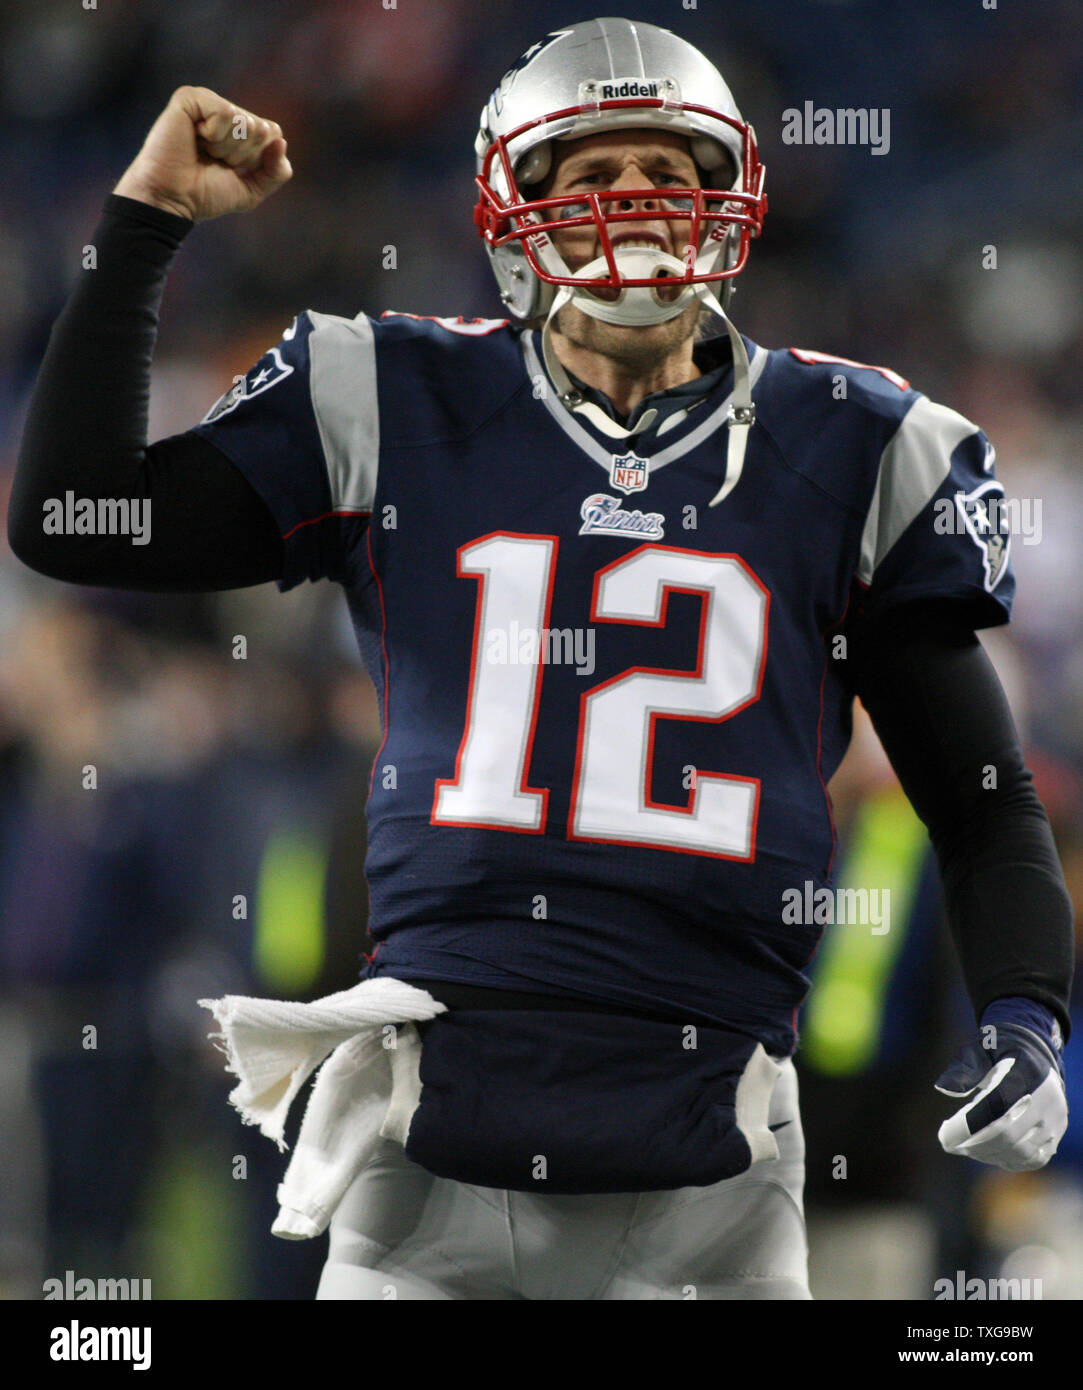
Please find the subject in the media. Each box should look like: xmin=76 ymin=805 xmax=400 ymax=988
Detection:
xmin=608 ymin=233 xmax=669 ymax=254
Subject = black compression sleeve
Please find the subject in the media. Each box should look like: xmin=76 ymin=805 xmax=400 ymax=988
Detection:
xmin=9 ymin=195 xmax=284 ymax=592
xmin=849 ymin=605 xmax=1074 ymax=1038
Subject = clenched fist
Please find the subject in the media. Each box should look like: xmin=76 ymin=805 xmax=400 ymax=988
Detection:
xmin=113 ymin=86 xmax=292 ymax=222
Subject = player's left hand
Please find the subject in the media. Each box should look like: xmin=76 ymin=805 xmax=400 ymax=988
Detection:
xmin=935 ymin=1024 xmax=1067 ymax=1171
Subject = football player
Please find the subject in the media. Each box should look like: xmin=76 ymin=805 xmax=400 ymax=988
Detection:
xmin=10 ymin=18 xmax=1072 ymax=1299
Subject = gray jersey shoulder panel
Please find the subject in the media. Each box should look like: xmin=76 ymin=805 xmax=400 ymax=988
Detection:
xmin=306 ymin=310 xmax=379 ymax=513
xmin=858 ymin=395 xmax=979 ymax=585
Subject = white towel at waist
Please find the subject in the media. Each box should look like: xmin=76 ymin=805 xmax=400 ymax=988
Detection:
xmin=199 ymin=977 xmax=446 ymax=1239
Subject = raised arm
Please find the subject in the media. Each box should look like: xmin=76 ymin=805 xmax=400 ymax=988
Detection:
xmin=9 ymin=88 xmax=293 ymax=591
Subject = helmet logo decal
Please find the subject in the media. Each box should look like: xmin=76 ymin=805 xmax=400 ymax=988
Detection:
xmin=493 ymin=30 xmax=570 ymax=114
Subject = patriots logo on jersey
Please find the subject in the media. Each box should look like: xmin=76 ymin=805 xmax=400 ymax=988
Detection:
xmin=609 ymin=451 xmax=650 ymax=495
xmin=579 ymin=493 xmax=665 ymax=539
xmin=954 ymin=482 xmax=1011 ymax=592
xmin=201 ymin=348 xmax=293 ymax=423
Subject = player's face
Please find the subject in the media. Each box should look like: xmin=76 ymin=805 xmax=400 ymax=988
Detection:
xmin=540 ymin=130 xmax=701 ymax=299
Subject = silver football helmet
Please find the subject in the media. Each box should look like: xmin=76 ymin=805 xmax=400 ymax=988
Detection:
xmin=474 ymin=17 xmax=765 ymax=323
xmin=473 ymin=18 xmax=767 ymax=504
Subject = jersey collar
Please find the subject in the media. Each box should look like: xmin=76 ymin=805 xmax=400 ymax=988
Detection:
xmin=567 ymin=333 xmax=735 ymax=432
xmin=522 ymin=329 xmax=768 ymax=473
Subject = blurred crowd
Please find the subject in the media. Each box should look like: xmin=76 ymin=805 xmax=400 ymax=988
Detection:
xmin=1 ymin=0 xmax=1081 ymax=1299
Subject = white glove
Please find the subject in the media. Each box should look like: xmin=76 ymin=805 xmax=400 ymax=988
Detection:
xmin=936 ymin=1023 xmax=1067 ymax=1172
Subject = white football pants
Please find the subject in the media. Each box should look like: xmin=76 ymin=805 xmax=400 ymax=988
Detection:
xmin=316 ymin=1056 xmax=810 ymax=1300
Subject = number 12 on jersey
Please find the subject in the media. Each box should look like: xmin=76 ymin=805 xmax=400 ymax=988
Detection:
xmin=432 ymin=533 xmax=769 ymax=860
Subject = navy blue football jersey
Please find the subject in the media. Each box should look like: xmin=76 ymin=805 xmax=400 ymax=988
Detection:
xmin=193 ymin=311 xmax=1013 ymax=1056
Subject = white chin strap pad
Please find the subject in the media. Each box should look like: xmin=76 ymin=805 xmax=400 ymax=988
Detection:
xmin=568 ymin=248 xmax=696 ymax=326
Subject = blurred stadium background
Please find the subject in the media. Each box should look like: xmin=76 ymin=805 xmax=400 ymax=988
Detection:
xmin=1 ymin=0 xmax=1081 ymax=1300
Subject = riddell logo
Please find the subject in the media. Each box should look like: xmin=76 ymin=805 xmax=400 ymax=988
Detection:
xmin=600 ymin=80 xmax=660 ymax=99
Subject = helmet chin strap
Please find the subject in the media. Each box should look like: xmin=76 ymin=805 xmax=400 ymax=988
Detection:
xmin=539 ymin=247 xmax=754 ymax=503
xmin=698 ymin=284 xmax=754 ymax=508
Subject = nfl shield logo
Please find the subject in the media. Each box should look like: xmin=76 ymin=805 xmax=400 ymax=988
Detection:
xmin=609 ymin=451 xmax=649 ymax=495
